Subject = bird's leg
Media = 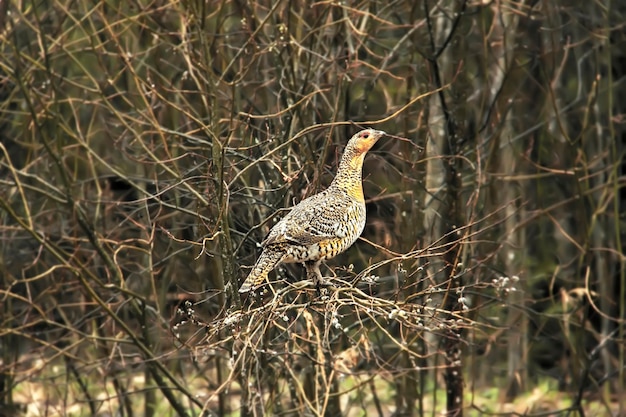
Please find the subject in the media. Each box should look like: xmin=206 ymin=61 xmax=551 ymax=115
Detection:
xmin=304 ymin=260 xmax=323 ymax=286
xmin=304 ymin=260 xmax=334 ymax=296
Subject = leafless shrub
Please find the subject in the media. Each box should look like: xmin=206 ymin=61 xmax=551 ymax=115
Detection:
xmin=0 ymin=1 xmax=623 ymax=416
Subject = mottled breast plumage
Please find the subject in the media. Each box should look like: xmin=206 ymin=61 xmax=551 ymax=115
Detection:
xmin=263 ymin=188 xmax=365 ymax=251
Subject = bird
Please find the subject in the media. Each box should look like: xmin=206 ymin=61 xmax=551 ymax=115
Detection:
xmin=239 ymin=128 xmax=385 ymax=294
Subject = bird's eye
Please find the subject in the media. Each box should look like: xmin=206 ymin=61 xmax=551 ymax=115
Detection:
xmin=362 ymin=132 xmax=369 ymax=138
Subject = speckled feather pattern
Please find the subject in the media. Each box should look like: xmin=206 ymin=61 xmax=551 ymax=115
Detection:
xmin=239 ymin=129 xmax=385 ymax=293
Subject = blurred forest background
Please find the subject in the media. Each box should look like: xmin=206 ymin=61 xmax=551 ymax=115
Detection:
xmin=0 ymin=0 xmax=624 ymax=416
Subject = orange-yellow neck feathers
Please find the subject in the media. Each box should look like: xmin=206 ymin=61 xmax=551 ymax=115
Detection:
xmin=331 ymin=129 xmax=385 ymax=201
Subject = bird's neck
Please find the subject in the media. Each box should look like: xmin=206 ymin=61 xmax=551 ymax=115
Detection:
xmin=330 ymin=149 xmax=366 ymax=202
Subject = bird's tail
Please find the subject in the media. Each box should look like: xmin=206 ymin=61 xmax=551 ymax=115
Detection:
xmin=239 ymin=249 xmax=284 ymax=293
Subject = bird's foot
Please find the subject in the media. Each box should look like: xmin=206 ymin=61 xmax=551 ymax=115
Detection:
xmin=314 ymin=278 xmax=336 ymax=298
xmin=315 ymin=277 xmax=334 ymax=287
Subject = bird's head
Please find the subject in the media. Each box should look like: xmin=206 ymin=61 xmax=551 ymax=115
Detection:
xmin=348 ymin=129 xmax=386 ymax=155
